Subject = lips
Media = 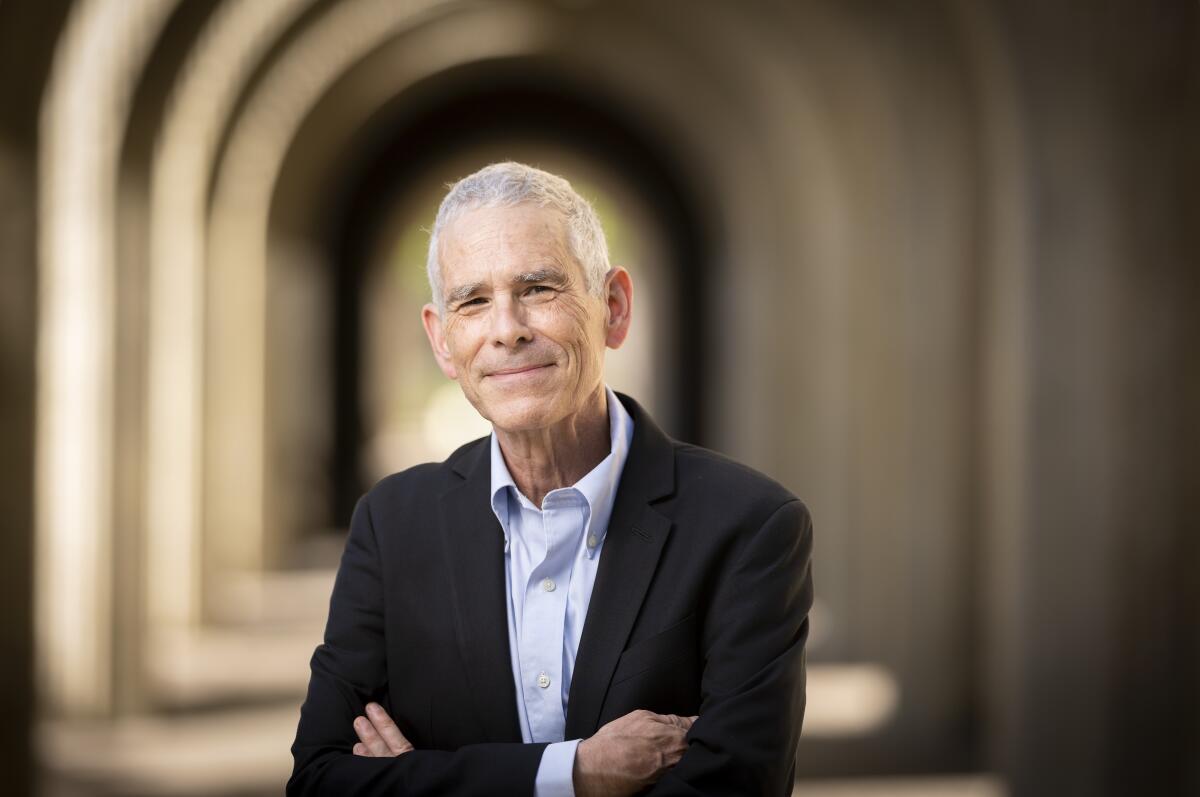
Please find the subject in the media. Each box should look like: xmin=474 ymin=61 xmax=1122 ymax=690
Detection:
xmin=488 ymin=363 xmax=552 ymax=377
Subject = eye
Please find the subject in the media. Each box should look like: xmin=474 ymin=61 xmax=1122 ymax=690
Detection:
xmin=459 ymin=297 xmax=488 ymax=308
xmin=524 ymin=285 xmax=553 ymax=297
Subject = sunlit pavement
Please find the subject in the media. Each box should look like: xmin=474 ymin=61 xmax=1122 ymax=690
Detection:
xmin=795 ymin=775 xmax=1006 ymax=797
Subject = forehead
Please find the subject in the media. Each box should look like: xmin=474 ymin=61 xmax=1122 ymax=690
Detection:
xmin=438 ymin=204 xmax=574 ymax=284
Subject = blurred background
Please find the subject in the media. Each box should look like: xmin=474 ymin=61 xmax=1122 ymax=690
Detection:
xmin=1 ymin=0 xmax=1197 ymax=795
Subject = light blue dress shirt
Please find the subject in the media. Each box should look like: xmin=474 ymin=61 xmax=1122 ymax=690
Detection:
xmin=488 ymin=385 xmax=635 ymax=797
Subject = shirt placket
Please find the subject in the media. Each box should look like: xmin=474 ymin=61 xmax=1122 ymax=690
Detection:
xmin=518 ymin=491 xmax=580 ymax=742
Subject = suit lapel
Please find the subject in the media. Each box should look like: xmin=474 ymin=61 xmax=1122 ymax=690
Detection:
xmin=565 ymin=393 xmax=676 ymax=739
xmin=438 ymin=394 xmax=677 ymax=743
xmin=439 ymin=439 xmax=523 ymax=743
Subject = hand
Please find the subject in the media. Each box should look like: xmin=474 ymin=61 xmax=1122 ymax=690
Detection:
xmin=351 ymin=702 xmax=415 ymax=757
xmin=573 ymin=709 xmax=697 ymax=797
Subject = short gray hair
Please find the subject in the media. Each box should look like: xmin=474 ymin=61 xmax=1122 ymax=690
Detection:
xmin=426 ymin=161 xmax=611 ymax=311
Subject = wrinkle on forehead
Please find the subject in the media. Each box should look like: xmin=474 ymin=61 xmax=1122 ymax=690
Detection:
xmin=437 ymin=205 xmax=578 ymax=300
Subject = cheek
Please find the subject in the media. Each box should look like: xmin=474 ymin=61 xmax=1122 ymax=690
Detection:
xmin=441 ymin=315 xmax=462 ymax=346
xmin=539 ymin=298 xmax=606 ymax=368
xmin=443 ymin=319 xmax=482 ymax=368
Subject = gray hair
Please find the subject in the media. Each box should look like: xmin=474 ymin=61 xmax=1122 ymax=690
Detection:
xmin=426 ymin=161 xmax=610 ymax=312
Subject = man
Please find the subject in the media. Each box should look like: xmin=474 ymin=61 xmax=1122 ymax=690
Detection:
xmin=288 ymin=162 xmax=813 ymax=796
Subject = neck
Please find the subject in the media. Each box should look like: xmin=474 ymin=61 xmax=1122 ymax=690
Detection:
xmin=495 ymin=384 xmax=611 ymax=506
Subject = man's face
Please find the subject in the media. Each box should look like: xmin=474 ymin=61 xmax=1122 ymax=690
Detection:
xmin=421 ymin=203 xmax=630 ymax=433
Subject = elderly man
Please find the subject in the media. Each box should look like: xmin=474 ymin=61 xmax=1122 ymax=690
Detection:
xmin=288 ymin=162 xmax=813 ymax=796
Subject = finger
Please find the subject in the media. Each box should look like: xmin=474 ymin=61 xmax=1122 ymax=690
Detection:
xmin=354 ymin=714 xmax=392 ymax=757
xmin=658 ymin=713 xmax=693 ymax=730
xmin=653 ymin=732 xmax=690 ymax=772
xmin=666 ymin=727 xmax=691 ymax=765
xmin=367 ymin=703 xmax=414 ymax=755
xmin=353 ymin=716 xmax=371 ymax=747
xmin=352 ymin=742 xmax=368 ymax=756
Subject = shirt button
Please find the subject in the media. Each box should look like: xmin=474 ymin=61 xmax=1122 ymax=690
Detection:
xmin=587 ymin=534 xmax=598 ymax=548
xmin=541 ymin=578 xmax=556 ymax=592
xmin=537 ymin=672 xmax=551 ymax=689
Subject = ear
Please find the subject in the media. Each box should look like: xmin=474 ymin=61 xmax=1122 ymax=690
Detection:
xmin=602 ymin=266 xmax=634 ymax=350
xmin=421 ymin=303 xmax=458 ymax=380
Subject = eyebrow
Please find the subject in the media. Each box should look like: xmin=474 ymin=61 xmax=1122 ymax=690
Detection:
xmin=445 ymin=267 xmax=569 ymax=306
xmin=513 ymin=267 xmax=568 ymax=288
xmin=446 ymin=281 xmax=487 ymax=306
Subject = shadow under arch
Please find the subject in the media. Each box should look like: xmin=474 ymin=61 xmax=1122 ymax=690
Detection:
xmin=320 ymin=57 xmax=717 ymax=527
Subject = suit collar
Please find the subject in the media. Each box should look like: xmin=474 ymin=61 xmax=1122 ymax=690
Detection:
xmin=610 ymin=390 xmax=676 ymax=503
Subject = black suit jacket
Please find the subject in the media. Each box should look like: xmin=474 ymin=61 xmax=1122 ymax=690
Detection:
xmin=288 ymin=392 xmax=813 ymax=796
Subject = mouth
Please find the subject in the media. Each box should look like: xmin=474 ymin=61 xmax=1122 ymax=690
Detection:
xmin=487 ymin=363 xmax=553 ymax=379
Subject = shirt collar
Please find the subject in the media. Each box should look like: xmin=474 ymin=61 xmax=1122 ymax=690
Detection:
xmin=489 ymin=386 xmax=635 ymax=555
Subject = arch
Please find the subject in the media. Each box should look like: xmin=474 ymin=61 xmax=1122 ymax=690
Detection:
xmin=36 ymin=0 xmax=178 ymax=716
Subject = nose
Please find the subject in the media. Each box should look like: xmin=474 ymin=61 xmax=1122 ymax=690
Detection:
xmin=489 ymin=294 xmax=532 ymax=349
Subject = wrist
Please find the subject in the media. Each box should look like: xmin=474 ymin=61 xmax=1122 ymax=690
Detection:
xmin=572 ymin=739 xmax=594 ymax=796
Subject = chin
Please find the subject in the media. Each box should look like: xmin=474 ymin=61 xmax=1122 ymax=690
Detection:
xmin=479 ymin=392 xmax=562 ymax=433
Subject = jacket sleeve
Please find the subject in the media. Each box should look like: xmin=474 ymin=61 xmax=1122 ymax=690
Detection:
xmin=646 ymin=499 xmax=814 ymax=797
xmin=287 ymin=494 xmax=548 ymax=796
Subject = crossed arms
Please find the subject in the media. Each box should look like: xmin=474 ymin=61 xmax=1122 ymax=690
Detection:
xmin=287 ymin=491 xmax=813 ymax=796
xmin=352 ymin=702 xmax=696 ymax=796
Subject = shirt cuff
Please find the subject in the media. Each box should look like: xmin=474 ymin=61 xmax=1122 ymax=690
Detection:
xmin=533 ymin=738 xmax=581 ymax=797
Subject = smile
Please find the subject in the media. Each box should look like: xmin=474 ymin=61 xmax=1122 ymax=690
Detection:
xmin=487 ymin=364 xmax=553 ymax=379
